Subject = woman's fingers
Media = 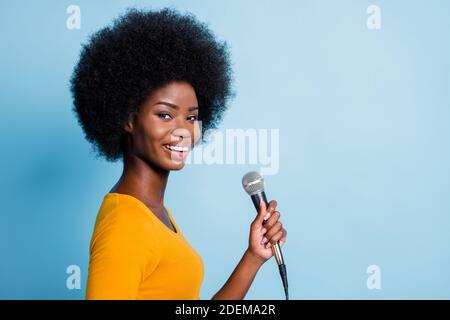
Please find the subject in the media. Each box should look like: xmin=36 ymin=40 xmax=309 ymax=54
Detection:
xmin=265 ymin=221 xmax=283 ymax=242
xmin=264 ymin=229 xmax=285 ymax=248
xmin=264 ymin=200 xmax=277 ymax=221
xmin=249 ymin=199 xmax=286 ymax=249
xmin=253 ymin=200 xmax=277 ymax=229
xmin=267 ymin=200 xmax=277 ymax=215
xmin=264 ymin=210 xmax=281 ymax=228
xmin=279 ymin=228 xmax=287 ymax=247
xmin=262 ymin=210 xmax=287 ymax=246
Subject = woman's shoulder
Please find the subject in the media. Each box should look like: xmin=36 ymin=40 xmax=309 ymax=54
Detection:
xmin=95 ymin=193 xmax=155 ymax=224
xmin=90 ymin=193 xmax=160 ymax=252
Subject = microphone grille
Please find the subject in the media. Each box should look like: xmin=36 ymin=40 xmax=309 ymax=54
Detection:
xmin=242 ymin=171 xmax=265 ymax=195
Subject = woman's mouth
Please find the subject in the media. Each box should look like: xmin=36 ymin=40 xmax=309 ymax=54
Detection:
xmin=163 ymin=144 xmax=190 ymax=160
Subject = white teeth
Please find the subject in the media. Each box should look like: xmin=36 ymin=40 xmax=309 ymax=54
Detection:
xmin=166 ymin=145 xmax=188 ymax=152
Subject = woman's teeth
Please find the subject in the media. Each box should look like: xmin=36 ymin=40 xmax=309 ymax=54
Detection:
xmin=165 ymin=145 xmax=188 ymax=152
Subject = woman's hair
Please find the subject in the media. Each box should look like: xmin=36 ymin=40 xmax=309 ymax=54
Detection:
xmin=70 ymin=7 xmax=234 ymax=161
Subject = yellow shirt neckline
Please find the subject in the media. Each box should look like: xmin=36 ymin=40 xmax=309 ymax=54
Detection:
xmin=105 ymin=192 xmax=180 ymax=236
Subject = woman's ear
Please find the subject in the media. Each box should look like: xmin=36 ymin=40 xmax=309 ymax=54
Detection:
xmin=124 ymin=111 xmax=138 ymax=133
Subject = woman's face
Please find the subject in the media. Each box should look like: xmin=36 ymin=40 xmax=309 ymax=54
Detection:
xmin=124 ymin=81 xmax=201 ymax=171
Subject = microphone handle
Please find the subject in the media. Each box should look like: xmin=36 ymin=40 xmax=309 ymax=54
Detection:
xmin=250 ymin=191 xmax=289 ymax=300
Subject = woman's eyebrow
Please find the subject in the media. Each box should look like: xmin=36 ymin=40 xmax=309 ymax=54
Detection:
xmin=153 ymin=101 xmax=198 ymax=111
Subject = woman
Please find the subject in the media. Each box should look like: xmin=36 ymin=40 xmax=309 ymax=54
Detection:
xmin=70 ymin=7 xmax=287 ymax=300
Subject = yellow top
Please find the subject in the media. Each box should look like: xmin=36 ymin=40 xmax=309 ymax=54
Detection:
xmin=85 ymin=193 xmax=204 ymax=300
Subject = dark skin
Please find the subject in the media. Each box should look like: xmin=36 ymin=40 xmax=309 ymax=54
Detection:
xmin=110 ymin=80 xmax=287 ymax=299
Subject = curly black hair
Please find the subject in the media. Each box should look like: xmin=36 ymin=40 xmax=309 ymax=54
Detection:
xmin=70 ymin=7 xmax=234 ymax=161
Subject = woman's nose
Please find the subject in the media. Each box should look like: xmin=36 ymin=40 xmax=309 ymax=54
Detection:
xmin=170 ymin=127 xmax=191 ymax=143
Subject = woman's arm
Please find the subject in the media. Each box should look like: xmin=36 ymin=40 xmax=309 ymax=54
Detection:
xmin=211 ymin=200 xmax=287 ymax=300
xmin=211 ymin=249 xmax=264 ymax=300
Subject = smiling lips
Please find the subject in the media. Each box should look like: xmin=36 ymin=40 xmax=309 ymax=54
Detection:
xmin=164 ymin=144 xmax=189 ymax=152
xmin=163 ymin=144 xmax=190 ymax=160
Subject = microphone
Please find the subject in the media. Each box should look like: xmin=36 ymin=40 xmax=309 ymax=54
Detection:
xmin=242 ymin=171 xmax=289 ymax=300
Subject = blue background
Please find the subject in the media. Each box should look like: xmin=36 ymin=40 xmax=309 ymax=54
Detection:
xmin=1 ymin=0 xmax=449 ymax=299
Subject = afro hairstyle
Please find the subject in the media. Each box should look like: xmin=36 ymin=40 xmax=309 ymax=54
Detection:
xmin=70 ymin=7 xmax=234 ymax=161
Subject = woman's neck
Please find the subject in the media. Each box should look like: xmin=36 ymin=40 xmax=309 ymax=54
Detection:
xmin=110 ymin=154 xmax=169 ymax=207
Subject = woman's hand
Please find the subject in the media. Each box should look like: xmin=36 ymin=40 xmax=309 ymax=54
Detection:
xmin=247 ymin=199 xmax=287 ymax=265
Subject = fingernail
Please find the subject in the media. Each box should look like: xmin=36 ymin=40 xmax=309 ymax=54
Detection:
xmin=263 ymin=212 xmax=270 ymax=221
xmin=260 ymin=228 xmax=267 ymax=234
xmin=265 ymin=242 xmax=272 ymax=249
xmin=261 ymin=237 xmax=268 ymax=245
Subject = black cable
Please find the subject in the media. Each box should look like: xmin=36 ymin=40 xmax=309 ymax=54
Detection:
xmin=278 ymin=263 xmax=289 ymax=300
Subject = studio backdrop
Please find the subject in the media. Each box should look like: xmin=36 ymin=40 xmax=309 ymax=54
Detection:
xmin=1 ymin=0 xmax=449 ymax=299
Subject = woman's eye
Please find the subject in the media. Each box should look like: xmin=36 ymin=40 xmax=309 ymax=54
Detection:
xmin=157 ymin=113 xmax=172 ymax=120
xmin=187 ymin=115 xmax=198 ymax=121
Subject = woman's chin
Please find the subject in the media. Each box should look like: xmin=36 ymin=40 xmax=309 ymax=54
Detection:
xmin=164 ymin=159 xmax=186 ymax=171
xmin=170 ymin=163 xmax=185 ymax=171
